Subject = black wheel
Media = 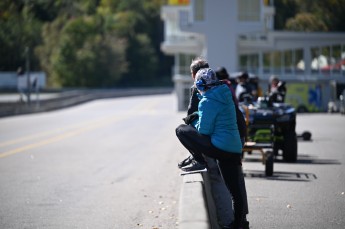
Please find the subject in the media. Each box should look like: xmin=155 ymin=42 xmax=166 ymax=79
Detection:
xmin=265 ymin=151 xmax=274 ymax=176
xmin=297 ymin=105 xmax=308 ymax=113
xmin=302 ymin=131 xmax=312 ymax=141
xmin=283 ymin=131 xmax=298 ymax=162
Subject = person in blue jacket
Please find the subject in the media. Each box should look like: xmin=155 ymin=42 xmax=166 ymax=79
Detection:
xmin=175 ymin=68 xmax=249 ymax=229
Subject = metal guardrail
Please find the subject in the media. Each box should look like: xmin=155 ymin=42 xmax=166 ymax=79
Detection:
xmin=0 ymin=88 xmax=173 ymax=118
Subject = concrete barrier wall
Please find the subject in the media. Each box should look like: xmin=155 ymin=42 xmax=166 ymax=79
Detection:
xmin=179 ymin=173 xmax=210 ymax=229
xmin=179 ymin=158 xmax=235 ymax=229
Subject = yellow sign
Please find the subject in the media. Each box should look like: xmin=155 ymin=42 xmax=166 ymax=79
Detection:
xmin=285 ymin=83 xmax=322 ymax=112
xmin=168 ymin=0 xmax=190 ymax=5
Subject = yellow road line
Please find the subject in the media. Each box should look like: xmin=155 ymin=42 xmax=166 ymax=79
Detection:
xmin=0 ymin=99 xmax=147 ymax=148
xmin=0 ymin=115 xmax=126 ymax=159
xmin=0 ymin=115 xmax=118 ymax=148
xmin=0 ymin=98 xmax=161 ymax=159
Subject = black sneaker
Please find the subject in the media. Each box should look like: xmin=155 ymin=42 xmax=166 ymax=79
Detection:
xmin=222 ymin=220 xmax=249 ymax=229
xmin=178 ymin=155 xmax=193 ymax=168
xmin=242 ymin=220 xmax=250 ymax=229
xmin=181 ymin=159 xmax=207 ymax=172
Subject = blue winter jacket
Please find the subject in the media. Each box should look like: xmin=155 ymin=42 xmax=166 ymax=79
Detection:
xmin=193 ymin=84 xmax=242 ymax=154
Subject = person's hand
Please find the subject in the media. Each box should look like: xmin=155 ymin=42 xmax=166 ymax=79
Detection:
xmin=182 ymin=112 xmax=199 ymax=125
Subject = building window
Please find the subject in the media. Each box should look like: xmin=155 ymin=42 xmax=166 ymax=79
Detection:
xmin=309 ymin=45 xmax=345 ymax=74
xmin=238 ymin=0 xmax=260 ymax=21
xmin=311 ymin=47 xmax=328 ymax=73
xmin=295 ymin=49 xmax=304 ymax=73
xmin=239 ymin=54 xmax=259 ymax=74
xmin=178 ymin=53 xmax=195 ymax=75
xmin=262 ymin=49 xmax=304 ymax=75
xmin=194 ymin=0 xmax=204 ymax=21
xmin=263 ymin=52 xmax=271 ymax=73
xmin=272 ymin=51 xmax=282 ymax=74
xmin=332 ymin=45 xmax=341 ymax=73
xmin=283 ymin=50 xmax=293 ymax=74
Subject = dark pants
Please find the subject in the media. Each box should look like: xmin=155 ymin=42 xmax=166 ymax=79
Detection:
xmin=176 ymin=124 xmax=248 ymax=227
xmin=175 ymin=124 xmax=242 ymax=163
xmin=218 ymin=161 xmax=248 ymax=227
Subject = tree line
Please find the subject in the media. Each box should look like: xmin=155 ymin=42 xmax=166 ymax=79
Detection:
xmin=0 ymin=0 xmax=172 ymax=88
xmin=274 ymin=0 xmax=345 ymax=32
xmin=1 ymin=0 xmax=344 ymax=88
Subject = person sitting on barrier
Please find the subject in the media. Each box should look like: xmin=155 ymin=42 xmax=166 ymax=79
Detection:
xmin=175 ymin=68 xmax=249 ymax=229
xmin=177 ymin=57 xmax=209 ymax=169
xmin=268 ymin=75 xmax=286 ymax=103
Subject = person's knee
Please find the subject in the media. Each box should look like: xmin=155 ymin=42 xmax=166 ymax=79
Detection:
xmin=175 ymin=124 xmax=186 ymax=137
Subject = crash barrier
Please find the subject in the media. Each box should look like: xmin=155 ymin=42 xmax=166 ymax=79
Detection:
xmin=0 ymin=88 xmax=173 ymax=118
xmin=178 ymin=157 xmax=234 ymax=229
xmin=179 ymin=173 xmax=210 ymax=229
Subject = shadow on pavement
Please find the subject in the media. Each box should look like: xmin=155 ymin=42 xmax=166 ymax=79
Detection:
xmin=295 ymin=154 xmax=342 ymax=165
xmin=243 ymin=170 xmax=317 ymax=182
xmin=244 ymin=154 xmax=341 ymax=165
xmin=242 ymin=151 xmax=340 ymax=181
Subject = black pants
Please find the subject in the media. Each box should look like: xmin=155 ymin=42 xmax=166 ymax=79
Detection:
xmin=176 ymin=124 xmax=248 ymax=226
xmin=218 ymin=161 xmax=248 ymax=227
xmin=176 ymin=124 xmax=242 ymax=163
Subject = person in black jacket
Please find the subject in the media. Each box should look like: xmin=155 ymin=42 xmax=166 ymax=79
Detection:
xmin=187 ymin=57 xmax=210 ymax=115
xmin=178 ymin=57 xmax=209 ymax=168
xmin=268 ymin=75 xmax=286 ymax=103
xmin=235 ymin=72 xmax=252 ymax=102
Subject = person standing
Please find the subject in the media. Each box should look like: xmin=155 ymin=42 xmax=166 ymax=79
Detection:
xmin=16 ymin=67 xmax=26 ymax=102
xmin=216 ymin=67 xmax=247 ymax=145
xmin=235 ymin=72 xmax=252 ymax=102
xmin=268 ymin=75 xmax=286 ymax=103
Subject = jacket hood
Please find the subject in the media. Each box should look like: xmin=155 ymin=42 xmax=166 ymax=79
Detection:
xmin=202 ymin=84 xmax=232 ymax=104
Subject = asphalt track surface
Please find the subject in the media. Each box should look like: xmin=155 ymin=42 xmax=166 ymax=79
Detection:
xmin=0 ymin=93 xmax=344 ymax=228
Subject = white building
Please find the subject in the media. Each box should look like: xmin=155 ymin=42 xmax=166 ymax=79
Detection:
xmin=160 ymin=0 xmax=345 ymax=111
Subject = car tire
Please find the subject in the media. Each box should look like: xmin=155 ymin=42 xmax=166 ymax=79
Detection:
xmin=297 ymin=105 xmax=308 ymax=113
xmin=283 ymin=131 xmax=298 ymax=162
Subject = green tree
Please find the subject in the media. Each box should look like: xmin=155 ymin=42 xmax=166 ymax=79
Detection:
xmin=52 ymin=16 xmax=127 ymax=87
xmin=36 ymin=15 xmax=69 ymax=87
xmin=98 ymin=0 xmax=163 ymax=86
xmin=275 ymin=0 xmax=345 ymax=32
xmin=274 ymin=0 xmax=298 ymax=30
xmin=310 ymin=0 xmax=345 ymax=31
xmin=286 ymin=13 xmax=328 ymax=32
xmin=0 ymin=0 xmax=42 ymax=71
xmin=1 ymin=0 xmax=171 ymax=87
